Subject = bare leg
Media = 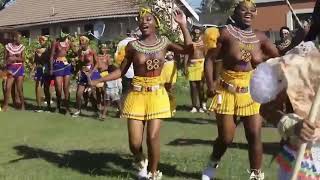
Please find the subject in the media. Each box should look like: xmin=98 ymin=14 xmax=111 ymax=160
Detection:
xmin=55 ymin=76 xmax=63 ymax=112
xmin=100 ymin=87 xmax=106 ymax=119
xmin=189 ymin=81 xmax=199 ymax=110
xmin=16 ymin=76 xmax=25 ymax=110
xmin=89 ymin=87 xmax=98 ymax=112
xmin=210 ymin=114 xmax=236 ymax=161
xmin=43 ymin=79 xmax=51 ymax=109
xmin=75 ymin=85 xmax=85 ymax=113
xmin=2 ymin=80 xmax=5 ymax=100
xmin=35 ymin=80 xmax=42 ymax=109
xmin=96 ymin=87 xmax=103 ymax=117
xmin=197 ymin=80 xmax=206 ymax=107
xmin=146 ymin=119 xmax=161 ymax=174
xmin=242 ymin=114 xmax=263 ymax=172
xmin=128 ymin=119 xmax=145 ymax=161
xmin=2 ymin=77 xmax=14 ymax=111
xmin=102 ymin=100 xmax=110 ymax=119
xmin=63 ymin=75 xmax=71 ymax=113
xmin=115 ymin=99 xmax=122 ymax=118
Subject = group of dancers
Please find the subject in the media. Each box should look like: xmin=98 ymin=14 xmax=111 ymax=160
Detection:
xmin=1 ymin=0 xmax=320 ymax=179
xmin=0 ymin=30 xmax=125 ymax=119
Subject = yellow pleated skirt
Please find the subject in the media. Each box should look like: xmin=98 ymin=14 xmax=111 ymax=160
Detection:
xmin=161 ymin=61 xmax=177 ymax=84
xmin=121 ymin=76 xmax=171 ymax=121
xmin=208 ymin=70 xmax=260 ymax=116
xmin=187 ymin=58 xmax=204 ymax=81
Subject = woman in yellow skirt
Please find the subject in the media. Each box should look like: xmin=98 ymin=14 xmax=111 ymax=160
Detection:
xmin=161 ymin=52 xmax=178 ymax=116
xmin=90 ymin=7 xmax=192 ymax=180
xmin=202 ymin=0 xmax=282 ymax=179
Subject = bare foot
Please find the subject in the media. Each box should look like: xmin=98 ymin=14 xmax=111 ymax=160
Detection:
xmin=2 ymin=106 xmax=8 ymax=112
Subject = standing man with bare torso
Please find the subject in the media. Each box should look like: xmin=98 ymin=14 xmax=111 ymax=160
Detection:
xmin=184 ymin=26 xmax=207 ymax=113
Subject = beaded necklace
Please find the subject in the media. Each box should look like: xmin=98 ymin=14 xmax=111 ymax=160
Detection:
xmin=131 ymin=36 xmax=169 ymax=71
xmin=5 ymin=43 xmax=24 ymax=55
xmin=277 ymin=39 xmax=292 ymax=51
xmin=226 ymin=24 xmax=259 ymax=63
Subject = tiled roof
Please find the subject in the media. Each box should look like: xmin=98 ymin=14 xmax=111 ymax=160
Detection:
xmin=0 ymin=0 xmax=139 ymax=28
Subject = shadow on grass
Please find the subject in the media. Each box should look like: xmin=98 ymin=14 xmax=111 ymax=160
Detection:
xmin=9 ymin=145 xmax=199 ymax=179
xmin=167 ymin=138 xmax=280 ymax=156
xmin=168 ymin=117 xmax=216 ymax=125
xmin=176 ymin=105 xmax=190 ymax=111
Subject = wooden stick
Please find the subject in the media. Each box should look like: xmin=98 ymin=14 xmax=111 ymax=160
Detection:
xmin=291 ymin=84 xmax=320 ymax=180
xmin=285 ymin=0 xmax=303 ymax=29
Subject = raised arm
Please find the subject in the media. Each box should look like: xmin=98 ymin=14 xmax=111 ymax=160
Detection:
xmin=167 ymin=9 xmax=193 ymax=54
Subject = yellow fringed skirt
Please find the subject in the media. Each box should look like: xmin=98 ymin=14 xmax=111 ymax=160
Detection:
xmin=161 ymin=61 xmax=177 ymax=84
xmin=208 ymin=70 xmax=260 ymax=116
xmin=121 ymin=76 xmax=171 ymax=121
xmin=187 ymin=58 xmax=204 ymax=81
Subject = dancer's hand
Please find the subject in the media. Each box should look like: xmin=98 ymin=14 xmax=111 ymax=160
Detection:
xmin=173 ymin=9 xmax=187 ymax=26
xmin=295 ymin=119 xmax=320 ymax=142
xmin=90 ymin=80 xmax=98 ymax=87
xmin=207 ymin=82 xmax=217 ymax=98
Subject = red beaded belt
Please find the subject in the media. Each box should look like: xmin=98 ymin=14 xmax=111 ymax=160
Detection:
xmin=132 ymin=84 xmax=161 ymax=92
xmin=219 ymin=79 xmax=249 ymax=93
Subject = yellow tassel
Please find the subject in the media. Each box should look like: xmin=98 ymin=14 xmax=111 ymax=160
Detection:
xmin=115 ymin=46 xmax=126 ymax=66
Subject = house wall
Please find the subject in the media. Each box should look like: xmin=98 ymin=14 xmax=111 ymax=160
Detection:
xmin=17 ymin=17 xmax=137 ymax=41
xmin=253 ymin=0 xmax=315 ymax=32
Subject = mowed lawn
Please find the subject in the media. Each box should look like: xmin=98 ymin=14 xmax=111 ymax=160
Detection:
xmin=0 ymin=78 xmax=281 ymax=180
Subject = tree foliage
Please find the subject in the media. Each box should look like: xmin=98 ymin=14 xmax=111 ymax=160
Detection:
xmin=137 ymin=0 xmax=181 ymax=43
xmin=199 ymin=0 xmax=236 ymax=14
xmin=0 ymin=0 xmax=11 ymax=10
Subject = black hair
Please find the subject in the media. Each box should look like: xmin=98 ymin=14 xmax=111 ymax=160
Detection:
xmin=279 ymin=26 xmax=290 ymax=38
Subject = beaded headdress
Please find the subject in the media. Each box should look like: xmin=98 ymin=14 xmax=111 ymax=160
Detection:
xmin=80 ymin=36 xmax=90 ymax=43
xmin=235 ymin=0 xmax=256 ymax=8
xmin=139 ymin=7 xmax=160 ymax=27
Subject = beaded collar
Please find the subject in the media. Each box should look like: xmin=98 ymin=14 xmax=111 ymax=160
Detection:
xmin=277 ymin=39 xmax=292 ymax=51
xmin=5 ymin=43 xmax=25 ymax=55
xmin=131 ymin=36 xmax=169 ymax=55
xmin=226 ymin=24 xmax=260 ymax=44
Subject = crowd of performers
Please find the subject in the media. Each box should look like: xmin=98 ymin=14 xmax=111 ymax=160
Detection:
xmin=1 ymin=0 xmax=320 ymax=179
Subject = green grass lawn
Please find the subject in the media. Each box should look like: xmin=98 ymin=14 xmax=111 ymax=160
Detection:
xmin=0 ymin=78 xmax=281 ymax=180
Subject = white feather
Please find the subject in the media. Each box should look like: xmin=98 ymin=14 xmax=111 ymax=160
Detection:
xmin=250 ymin=62 xmax=286 ymax=104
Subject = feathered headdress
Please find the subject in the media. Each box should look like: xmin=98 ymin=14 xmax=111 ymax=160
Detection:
xmin=250 ymin=41 xmax=320 ymax=120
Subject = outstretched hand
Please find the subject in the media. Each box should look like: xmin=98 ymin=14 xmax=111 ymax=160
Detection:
xmin=173 ymin=9 xmax=187 ymax=26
